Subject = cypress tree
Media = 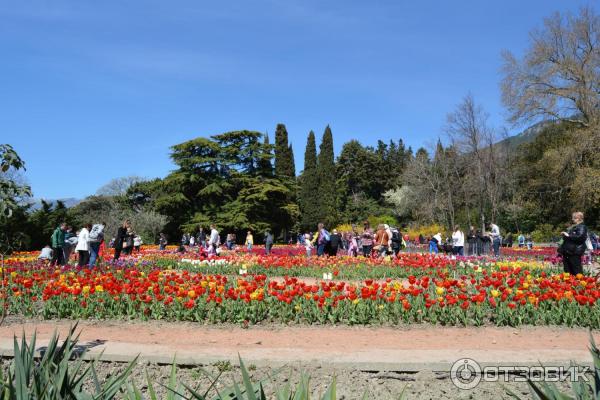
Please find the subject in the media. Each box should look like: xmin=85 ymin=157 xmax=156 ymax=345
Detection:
xmin=316 ymin=125 xmax=337 ymax=227
xmin=299 ymin=131 xmax=319 ymax=230
xmin=274 ymin=123 xmax=295 ymax=177
xmin=288 ymin=144 xmax=296 ymax=177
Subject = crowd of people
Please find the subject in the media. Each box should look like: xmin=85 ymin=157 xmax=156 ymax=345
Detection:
xmin=295 ymin=221 xmax=407 ymax=258
xmin=38 ymin=212 xmax=597 ymax=277
xmin=40 ymin=221 xmax=107 ymax=267
xmin=423 ymin=223 xmax=503 ymax=257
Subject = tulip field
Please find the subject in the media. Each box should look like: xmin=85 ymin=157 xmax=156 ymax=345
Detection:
xmin=2 ymin=245 xmax=600 ymax=328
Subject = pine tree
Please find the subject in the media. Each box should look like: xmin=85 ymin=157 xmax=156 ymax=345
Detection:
xmin=316 ymin=125 xmax=338 ymax=228
xmin=299 ymin=131 xmax=319 ymax=230
xmin=274 ymin=124 xmax=295 ymax=177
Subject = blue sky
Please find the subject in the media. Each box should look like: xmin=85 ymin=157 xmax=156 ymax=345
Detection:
xmin=0 ymin=0 xmax=593 ymax=199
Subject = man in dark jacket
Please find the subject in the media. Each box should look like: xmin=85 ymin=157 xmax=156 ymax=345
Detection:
xmin=50 ymin=222 xmax=66 ymax=266
xmin=391 ymin=228 xmax=403 ymax=256
xmin=113 ymin=220 xmax=130 ymax=261
xmin=329 ymin=229 xmax=342 ymax=256
xmin=264 ymin=229 xmax=274 ymax=255
xmin=560 ymin=211 xmax=588 ymax=275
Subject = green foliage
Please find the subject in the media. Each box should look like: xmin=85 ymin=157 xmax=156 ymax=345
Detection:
xmin=0 ymin=327 xmax=372 ymax=400
xmin=530 ymin=224 xmax=559 ymax=243
xmin=274 ymin=124 xmax=296 ymax=178
xmin=0 ymin=325 xmax=137 ymax=399
xmin=336 ymin=139 xmax=409 ymax=225
xmin=510 ymin=122 xmax=575 ymax=229
xmin=257 ymin=133 xmax=273 ymax=178
xmin=299 ymin=131 xmax=320 ymax=231
xmin=316 ymin=126 xmax=338 ymax=228
xmin=25 ymin=200 xmax=77 ymax=250
xmin=138 ymin=130 xmax=300 ymax=240
xmin=0 ymin=145 xmax=31 ymax=219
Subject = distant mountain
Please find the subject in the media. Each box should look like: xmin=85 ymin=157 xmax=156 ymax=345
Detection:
xmin=495 ymin=120 xmax=554 ymax=150
xmin=28 ymin=198 xmax=81 ymax=210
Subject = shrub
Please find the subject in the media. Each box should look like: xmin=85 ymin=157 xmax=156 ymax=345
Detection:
xmin=530 ymin=224 xmax=558 ymax=243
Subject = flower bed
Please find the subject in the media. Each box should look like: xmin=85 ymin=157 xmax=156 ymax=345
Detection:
xmin=2 ymin=247 xmax=600 ymax=327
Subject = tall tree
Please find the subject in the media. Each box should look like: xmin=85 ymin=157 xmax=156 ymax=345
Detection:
xmin=257 ymin=133 xmax=273 ymax=177
xmin=299 ymin=131 xmax=320 ymax=230
xmin=445 ymin=94 xmax=499 ymax=229
xmin=288 ymin=144 xmax=296 ymax=177
xmin=0 ymin=144 xmax=31 ymax=219
xmin=316 ymin=125 xmax=338 ymax=227
xmin=501 ymin=7 xmax=600 ymax=220
xmin=0 ymin=144 xmax=32 ymax=253
xmin=274 ymin=124 xmax=295 ymax=178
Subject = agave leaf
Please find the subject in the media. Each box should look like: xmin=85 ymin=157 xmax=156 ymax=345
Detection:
xmin=588 ymin=331 xmax=600 ymax=398
xmin=13 ymin=334 xmax=29 ymax=400
xmin=98 ymin=355 xmax=139 ymax=399
xmin=292 ymin=373 xmax=310 ymax=400
xmin=181 ymin=381 xmax=207 ymax=400
xmin=146 ymin=369 xmax=159 ymax=400
xmin=238 ymin=355 xmax=258 ymax=400
xmin=320 ymin=376 xmax=336 ymax=400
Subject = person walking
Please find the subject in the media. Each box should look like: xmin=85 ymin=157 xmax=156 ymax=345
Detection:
xmin=208 ymin=224 xmax=220 ymax=256
xmin=88 ymin=222 xmax=105 ymax=267
xmin=226 ymin=233 xmax=234 ymax=250
xmin=50 ymin=222 xmax=66 ymax=267
xmin=159 ymin=233 xmax=167 ymax=250
xmin=329 ymin=229 xmax=342 ymax=256
xmin=374 ymin=224 xmax=390 ymax=257
xmin=264 ymin=229 xmax=274 ymax=255
xmin=75 ymin=223 xmax=91 ymax=267
xmin=466 ymin=226 xmax=477 ymax=256
xmin=113 ymin=220 xmax=130 ymax=260
xmin=133 ymin=234 xmax=143 ymax=253
xmin=489 ymin=223 xmax=501 ymax=257
xmin=63 ymin=226 xmax=77 ymax=264
xmin=526 ymin=234 xmax=533 ymax=250
xmin=559 ymin=211 xmax=588 ymax=276
xmin=390 ymin=227 xmax=403 ymax=256
xmin=384 ymin=224 xmax=393 ymax=251
xmin=304 ymin=233 xmax=313 ymax=257
xmin=361 ymin=221 xmax=374 ymax=257
xmin=123 ymin=228 xmax=135 ymax=255
xmin=196 ymin=228 xmax=205 ymax=249
xmin=245 ymin=231 xmax=254 ymax=251
xmin=313 ymin=223 xmax=330 ymax=257
xmin=518 ymin=233 xmax=525 ymax=248
xmin=346 ymin=231 xmax=358 ymax=257
xmin=452 ymin=226 xmax=465 ymax=256
xmin=430 ymin=233 xmax=442 ymax=254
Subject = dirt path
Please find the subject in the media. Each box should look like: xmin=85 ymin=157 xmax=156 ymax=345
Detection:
xmin=0 ymin=320 xmax=596 ymax=370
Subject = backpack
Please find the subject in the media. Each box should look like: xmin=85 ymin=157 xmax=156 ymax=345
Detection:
xmin=391 ymin=230 xmax=401 ymax=243
xmin=322 ymin=230 xmax=330 ymax=242
xmin=89 ymin=224 xmax=104 ymax=242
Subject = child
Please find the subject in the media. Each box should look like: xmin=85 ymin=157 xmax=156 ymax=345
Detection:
xmin=304 ymin=233 xmax=313 ymax=257
xmin=38 ymin=245 xmax=53 ymax=266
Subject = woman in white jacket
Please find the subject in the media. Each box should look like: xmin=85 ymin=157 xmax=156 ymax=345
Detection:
xmin=452 ymin=226 xmax=465 ymax=256
xmin=75 ymin=223 xmax=91 ymax=267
